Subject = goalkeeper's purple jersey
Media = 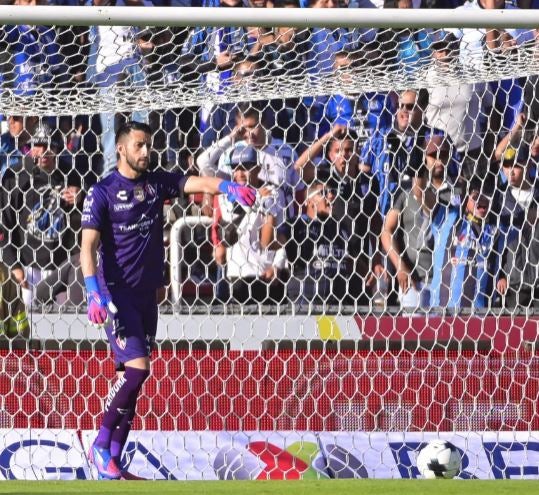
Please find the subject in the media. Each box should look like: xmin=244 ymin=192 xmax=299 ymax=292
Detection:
xmin=81 ymin=169 xmax=188 ymax=290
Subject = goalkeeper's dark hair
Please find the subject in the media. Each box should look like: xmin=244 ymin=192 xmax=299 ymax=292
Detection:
xmin=115 ymin=121 xmax=152 ymax=144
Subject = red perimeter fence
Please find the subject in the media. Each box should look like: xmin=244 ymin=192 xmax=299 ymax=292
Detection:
xmin=1 ymin=346 xmax=538 ymax=432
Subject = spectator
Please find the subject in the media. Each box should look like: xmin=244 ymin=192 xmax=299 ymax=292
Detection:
xmin=1 ymin=1 xmax=69 ymax=94
xmin=295 ymin=123 xmax=357 ymax=183
xmin=212 ymin=146 xmax=287 ymax=304
xmin=296 ymin=123 xmax=383 ymax=291
xmin=181 ymin=0 xmax=253 ymax=147
xmin=304 ymin=0 xmax=376 ymax=139
xmin=374 ymin=0 xmax=433 ymax=75
xmin=430 ymin=176 xmax=504 ymax=310
xmin=197 ymin=103 xmax=301 ymax=217
xmin=360 ymin=88 xmax=443 ymax=215
xmin=498 ymin=145 xmax=539 ymax=230
xmin=326 ymin=51 xmax=396 ymax=138
xmin=494 ymin=113 xmax=539 ymax=171
xmin=285 ymin=180 xmax=367 ymax=307
xmin=0 ymin=115 xmax=39 ymax=177
xmin=86 ymin=0 xmax=151 ymax=176
xmin=0 ymin=262 xmax=29 ymax=338
xmin=0 ymin=125 xmax=82 ymax=306
xmin=34 ymin=253 xmax=85 ymax=307
xmin=497 ymin=207 xmax=539 ymax=310
xmin=448 ymin=0 xmax=536 ymax=158
xmin=425 ymin=32 xmax=489 ymax=179
xmin=422 ymin=130 xmax=463 ymax=206
xmin=495 ymin=145 xmax=539 ymax=309
xmin=381 ymin=165 xmax=448 ymax=310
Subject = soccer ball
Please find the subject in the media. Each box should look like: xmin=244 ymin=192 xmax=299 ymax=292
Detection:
xmin=416 ymin=440 xmax=462 ymax=479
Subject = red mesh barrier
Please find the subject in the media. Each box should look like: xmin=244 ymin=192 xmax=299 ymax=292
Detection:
xmin=1 ymin=347 xmax=538 ymax=432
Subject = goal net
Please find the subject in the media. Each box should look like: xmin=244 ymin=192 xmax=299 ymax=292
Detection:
xmin=0 ymin=5 xmax=538 ymax=481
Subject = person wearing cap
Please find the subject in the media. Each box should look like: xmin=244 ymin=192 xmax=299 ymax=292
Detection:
xmin=496 ymin=145 xmax=539 ymax=309
xmin=197 ymin=102 xmax=301 ymax=219
xmin=212 ymin=145 xmax=288 ymax=305
xmin=0 ymin=125 xmax=82 ymax=306
xmin=429 ymin=176 xmax=504 ymax=310
xmin=285 ymin=179 xmax=366 ymax=307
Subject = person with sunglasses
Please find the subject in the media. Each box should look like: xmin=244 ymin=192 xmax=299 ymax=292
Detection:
xmin=359 ymin=89 xmax=446 ymax=216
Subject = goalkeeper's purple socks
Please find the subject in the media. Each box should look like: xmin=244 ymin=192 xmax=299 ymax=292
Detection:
xmin=110 ymin=410 xmax=135 ymax=461
xmin=95 ymin=367 xmax=150 ymax=450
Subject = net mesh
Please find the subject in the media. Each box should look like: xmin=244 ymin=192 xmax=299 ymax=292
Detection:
xmin=1 ymin=24 xmax=539 ymax=115
xmin=0 ymin=9 xmax=539 ymax=480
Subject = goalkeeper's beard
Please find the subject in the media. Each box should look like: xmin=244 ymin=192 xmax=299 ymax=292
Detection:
xmin=126 ymin=154 xmax=149 ymax=174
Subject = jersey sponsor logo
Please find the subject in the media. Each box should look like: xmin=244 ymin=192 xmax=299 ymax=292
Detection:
xmin=134 ymin=186 xmax=145 ymax=202
xmin=118 ymin=213 xmax=156 ymax=237
xmin=113 ymin=202 xmax=134 ymax=212
xmin=117 ymin=190 xmax=128 ymax=201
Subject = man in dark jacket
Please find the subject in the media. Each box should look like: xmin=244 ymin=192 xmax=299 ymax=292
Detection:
xmin=0 ymin=125 xmax=82 ymax=305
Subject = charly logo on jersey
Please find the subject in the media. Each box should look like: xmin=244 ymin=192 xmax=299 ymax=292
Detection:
xmin=117 ymin=190 xmax=128 ymax=201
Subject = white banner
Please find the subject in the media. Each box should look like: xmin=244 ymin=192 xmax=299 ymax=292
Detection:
xmin=3 ymin=429 xmax=539 ymax=480
xmin=79 ymin=430 xmax=539 ymax=481
xmin=0 ymin=429 xmax=89 ymax=480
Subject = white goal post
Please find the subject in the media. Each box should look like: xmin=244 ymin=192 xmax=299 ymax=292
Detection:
xmin=2 ymin=5 xmax=539 ymax=29
xmin=0 ymin=4 xmax=539 ymax=481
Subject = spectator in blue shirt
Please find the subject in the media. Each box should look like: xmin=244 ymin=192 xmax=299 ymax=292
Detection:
xmin=1 ymin=19 xmax=68 ymax=95
xmin=430 ymin=176 xmax=504 ymax=310
xmin=181 ymin=0 xmax=253 ymax=146
xmin=360 ymin=89 xmax=445 ymax=216
xmin=326 ymin=51 xmax=396 ymax=139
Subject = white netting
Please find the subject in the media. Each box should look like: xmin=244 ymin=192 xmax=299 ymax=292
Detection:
xmin=0 ymin=5 xmax=538 ymax=481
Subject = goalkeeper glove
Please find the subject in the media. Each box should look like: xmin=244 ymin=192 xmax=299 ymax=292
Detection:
xmin=85 ymin=275 xmax=117 ymax=328
xmin=218 ymin=180 xmax=256 ymax=207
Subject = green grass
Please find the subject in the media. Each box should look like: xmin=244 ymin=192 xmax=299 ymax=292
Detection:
xmin=0 ymin=480 xmax=535 ymax=495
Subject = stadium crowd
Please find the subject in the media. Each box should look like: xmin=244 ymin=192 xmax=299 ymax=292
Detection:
xmin=0 ymin=0 xmax=539 ymax=327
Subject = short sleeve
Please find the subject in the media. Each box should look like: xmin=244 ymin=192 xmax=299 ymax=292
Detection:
xmin=158 ymin=171 xmax=189 ymax=200
xmin=81 ymin=184 xmax=108 ymax=231
xmin=391 ymin=189 xmax=406 ymax=212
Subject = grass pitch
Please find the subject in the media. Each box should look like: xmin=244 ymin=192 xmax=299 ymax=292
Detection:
xmin=0 ymin=480 xmax=535 ymax=495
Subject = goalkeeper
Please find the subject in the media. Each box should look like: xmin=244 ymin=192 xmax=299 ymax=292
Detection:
xmin=80 ymin=121 xmax=256 ymax=480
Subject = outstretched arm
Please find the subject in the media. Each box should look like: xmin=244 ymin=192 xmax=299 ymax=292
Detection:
xmin=184 ymin=176 xmax=256 ymax=207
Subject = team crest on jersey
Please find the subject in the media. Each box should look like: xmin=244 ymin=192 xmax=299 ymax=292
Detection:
xmin=134 ymin=186 xmax=145 ymax=202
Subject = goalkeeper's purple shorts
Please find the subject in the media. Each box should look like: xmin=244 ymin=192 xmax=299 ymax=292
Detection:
xmin=104 ymin=287 xmax=158 ymax=367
